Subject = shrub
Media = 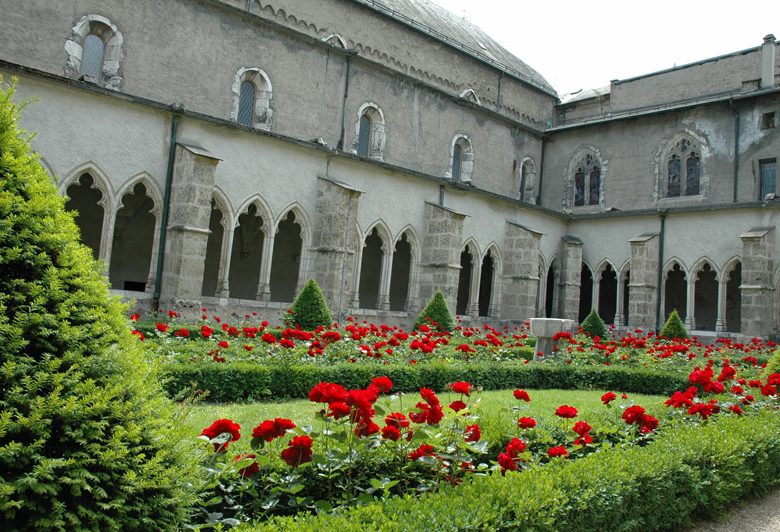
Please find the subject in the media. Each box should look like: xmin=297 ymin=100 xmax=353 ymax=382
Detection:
xmin=659 ymin=309 xmax=689 ymax=340
xmin=415 ymin=290 xmax=455 ymax=332
xmin=580 ymin=308 xmax=607 ymax=338
xmin=0 ymin=80 xmax=196 ymax=529
xmin=284 ymin=279 xmax=332 ymax=330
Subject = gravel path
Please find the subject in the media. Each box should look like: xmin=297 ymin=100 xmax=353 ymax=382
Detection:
xmin=689 ymin=489 xmax=780 ymax=531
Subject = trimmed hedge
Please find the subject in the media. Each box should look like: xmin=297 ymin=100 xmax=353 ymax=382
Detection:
xmin=255 ymin=410 xmax=780 ymax=531
xmin=162 ymin=361 xmax=689 ymax=402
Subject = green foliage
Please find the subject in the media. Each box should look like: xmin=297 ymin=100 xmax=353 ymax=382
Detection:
xmin=659 ymin=309 xmax=689 ymax=340
xmin=580 ymin=308 xmax=607 ymax=338
xmin=415 ymin=290 xmax=455 ymax=332
xmin=0 ymin=79 xmax=196 ymax=529
xmin=284 ymin=279 xmax=332 ymax=330
xmin=254 ymin=410 xmax=780 ymax=530
xmin=163 ymin=361 xmax=688 ymax=402
xmin=766 ymin=349 xmax=780 ymax=376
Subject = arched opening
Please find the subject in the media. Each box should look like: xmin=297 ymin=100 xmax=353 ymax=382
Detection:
xmin=109 ymin=183 xmax=155 ymax=291
xmin=478 ymin=250 xmax=494 ymax=317
xmin=237 ymin=80 xmax=256 ymax=126
xmin=357 ymin=114 xmax=372 ymax=157
xmin=725 ymin=262 xmax=742 ymax=333
xmin=80 ymin=34 xmax=105 ymax=81
xmin=270 ymin=212 xmax=303 ymax=302
xmin=65 ymin=173 xmax=104 ymax=259
xmin=545 ymin=262 xmax=557 ymax=318
xmin=694 ymin=263 xmax=717 ymax=330
xmin=622 ymin=270 xmax=631 ymax=325
xmin=358 ymin=228 xmax=383 ymax=309
xmin=578 ymin=264 xmax=593 ymax=323
xmin=598 ymin=264 xmax=617 ymax=324
xmin=664 ymin=263 xmax=687 ymax=321
xmin=228 ymin=204 xmax=264 ymax=300
xmin=201 ymin=200 xmax=225 ymax=297
xmin=456 ymin=247 xmax=473 ymax=316
xmin=389 ymin=233 xmax=412 ymax=311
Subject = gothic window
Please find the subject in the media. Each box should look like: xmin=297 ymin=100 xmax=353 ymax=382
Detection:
xmin=237 ymin=80 xmax=256 ymax=126
xmin=448 ymin=135 xmax=474 ymax=183
xmin=352 ymin=103 xmax=385 ymax=160
xmin=666 ymin=138 xmax=701 ymax=197
xmin=232 ymin=68 xmax=273 ymax=130
xmin=64 ymin=15 xmax=124 ymax=90
xmin=759 ymin=158 xmax=777 ymax=199
xmin=572 ymin=153 xmax=600 ymax=206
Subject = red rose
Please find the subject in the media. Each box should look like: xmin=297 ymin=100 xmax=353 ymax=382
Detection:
xmin=280 ymin=435 xmax=313 ymax=467
xmin=449 ymin=400 xmax=467 ymax=412
xmin=201 ymin=325 xmax=214 ymax=338
xmin=574 ymin=434 xmax=593 ymax=446
xmin=555 ymin=405 xmax=578 ymax=418
xmin=309 ymin=382 xmax=348 ymax=404
xmin=728 ymin=404 xmax=743 ymax=415
xmin=408 ymin=444 xmax=436 ymax=461
xmin=464 ymin=424 xmax=481 ymax=442
xmin=381 ymin=425 xmax=401 ymax=441
xmin=420 ymin=388 xmax=440 ymax=406
xmin=218 ymin=340 xmax=229 ymax=349
xmin=572 ymin=420 xmax=592 ymax=436
xmin=513 ymin=389 xmax=531 ymax=402
xmin=371 ymin=376 xmax=393 ymax=393
xmin=450 ymin=381 xmax=472 ymax=396
xmin=252 ymin=418 xmax=296 ymax=443
xmin=622 ymin=405 xmax=646 ymax=425
xmin=547 ymin=445 xmax=568 ymax=458
xmin=601 ymin=391 xmax=617 ymax=405
xmin=327 ymin=401 xmax=351 ymax=419
xmin=156 ymin=322 xmax=168 ymax=333
xmin=385 ymin=412 xmax=410 ymax=429
xmin=234 ymin=453 xmax=259 ymax=478
xmin=505 ymin=437 xmax=526 ymax=456
xmin=517 ymin=417 xmax=537 ymax=429
xmin=497 ymin=451 xmax=517 ymax=474
xmin=201 ymin=418 xmax=241 ymax=451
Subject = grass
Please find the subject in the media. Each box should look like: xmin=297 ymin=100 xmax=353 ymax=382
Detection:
xmin=184 ymin=387 xmax=666 ymax=451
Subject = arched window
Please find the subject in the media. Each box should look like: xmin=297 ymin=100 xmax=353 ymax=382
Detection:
xmin=448 ymin=135 xmax=474 ymax=183
xmin=232 ymin=68 xmax=273 ymax=130
xmin=572 ymin=153 xmax=601 ymax=206
xmin=666 ymin=138 xmax=701 ymax=197
xmin=352 ymin=103 xmax=385 ymax=160
xmin=519 ymin=159 xmax=536 ymax=203
xmin=64 ymin=14 xmax=124 ymax=90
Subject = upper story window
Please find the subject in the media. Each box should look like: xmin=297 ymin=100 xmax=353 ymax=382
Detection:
xmin=231 ymin=67 xmax=273 ymax=130
xmin=518 ymin=158 xmax=536 ymax=203
xmin=760 ymin=158 xmax=777 ymax=199
xmin=448 ymin=135 xmax=474 ymax=183
xmin=573 ymin=153 xmax=601 ymax=206
xmin=666 ymin=138 xmax=700 ymax=197
xmin=64 ymin=14 xmax=124 ymax=90
xmin=352 ymin=103 xmax=385 ymax=160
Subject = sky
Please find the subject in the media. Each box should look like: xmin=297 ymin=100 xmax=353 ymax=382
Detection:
xmin=428 ymin=0 xmax=780 ymax=95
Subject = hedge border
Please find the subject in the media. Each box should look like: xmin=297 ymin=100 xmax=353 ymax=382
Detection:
xmin=162 ymin=362 xmax=689 ymax=402
xmin=254 ymin=410 xmax=780 ymax=531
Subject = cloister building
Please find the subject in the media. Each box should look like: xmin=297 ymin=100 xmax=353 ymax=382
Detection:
xmin=1 ymin=0 xmax=779 ymax=338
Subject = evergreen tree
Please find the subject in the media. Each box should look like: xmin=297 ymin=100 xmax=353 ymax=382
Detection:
xmin=581 ymin=308 xmax=607 ymax=338
xmin=415 ymin=290 xmax=455 ymax=332
xmin=659 ymin=309 xmax=689 ymax=340
xmin=285 ymin=279 xmax=332 ymax=330
xmin=0 ymin=80 xmax=196 ymax=529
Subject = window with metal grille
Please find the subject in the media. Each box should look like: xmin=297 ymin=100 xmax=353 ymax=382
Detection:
xmin=237 ymin=81 xmax=256 ymax=126
xmin=666 ymin=138 xmax=701 ymax=197
xmin=357 ymin=114 xmax=371 ymax=157
xmin=452 ymin=144 xmax=462 ymax=180
xmin=685 ymin=153 xmax=700 ymax=195
xmin=588 ymin=166 xmax=600 ymax=205
xmin=760 ymin=158 xmax=777 ymax=199
xmin=80 ymin=34 xmax=104 ymax=81
xmin=574 ymin=170 xmax=585 ymax=206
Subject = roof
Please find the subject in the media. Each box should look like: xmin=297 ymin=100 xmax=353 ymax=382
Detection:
xmin=559 ymin=86 xmax=611 ymax=105
xmin=352 ymin=0 xmax=556 ymax=96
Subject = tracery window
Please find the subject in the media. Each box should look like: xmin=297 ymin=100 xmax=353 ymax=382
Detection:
xmin=666 ymin=138 xmax=700 ymax=197
xmin=573 ymin=153 xmax=600 ymax=206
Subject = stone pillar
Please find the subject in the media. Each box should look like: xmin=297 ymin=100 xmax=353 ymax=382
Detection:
xmin=628 ymin=233 xmax=659 ymax=330
xmin=311 ymin=177 xmax=362 ymax=321
xmin=467 ymin=257 xmax=481 ymax=316
xmin=256 ymin=231 xmax=274 ymax=301
xmin=614 ymin=274 xmax=624 ymax=327
xmin=215 ymin=218 xmax=234 ymax=301
xmin=500 ymin=221 xmax=542 ymax=322
xmin=685 ymin=275 xmax=696 ymax=330
xmin=740 ymin=227 xmax=775 ymax=337
xmin=159 ymin=143 xmax=220 ymax=309
xmin=559 ymin=236 xmax=583 ymax=322
xmin=378 ymin=246 xmax=393 ymax=311
xmin=716 ymin=276 xmax=726 ymax=333
xmin=417 ymin=202 xmax=466 ymax=313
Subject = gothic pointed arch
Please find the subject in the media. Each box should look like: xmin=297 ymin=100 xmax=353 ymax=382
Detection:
xmin=545 ymin=256 xmax=561 ymax=318
xmin=595 ymin=260 xmax=618 ymax=324
xmin=389 ymin=227 xmax=419 ymax=312
xmin=692 ymin=258 xmax=718 ymax=331
xmin=478 ymin=243 xmax=502 ymax=317
xmin=234 ymin=194 xmax=273 ymax=229
xmin=322 ymin=34 xmax=348 ymax=48
xmin=578 ymin=261 xmax=595 ymax=322
xmin=652 ymin=131 xmax=708 ymax=200
xmin=566 ymin=147 xmax=605 ymax=208
xmin=663 ymin=258 xmax=688 ymax=322
xmin=722 ymin=257 xmax=742 ymax=333
xmin=228 ymin=197 xmax=268 ymax=300
xmin=459 ymin=88 xmax=481 ymax=106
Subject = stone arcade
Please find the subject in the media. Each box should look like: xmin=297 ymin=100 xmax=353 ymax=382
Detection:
xmin=0 ymin=0 xmax=778 ymax=338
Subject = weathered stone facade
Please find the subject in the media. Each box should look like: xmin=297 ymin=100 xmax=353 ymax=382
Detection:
xmin=0 ymin=0 xmax=779 ymax=337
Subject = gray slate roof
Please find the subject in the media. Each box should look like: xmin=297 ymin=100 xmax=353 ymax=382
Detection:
xmin=352 ymin=0 xmax=556 ymax=96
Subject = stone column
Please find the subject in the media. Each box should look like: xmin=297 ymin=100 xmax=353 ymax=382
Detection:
xmin=256 ymin=231 xmax=274 ymax=301
xmin=417 ymin=202 xmax=466 ymax=313
xmin=467 ymin=257 xmax=481 ymax=316
xmin=614 ymin=274 xmax=624 ymax=327
xmin=740 ymin=227 xmax=775 ymax=337
xmin=159 ymin=143 xmax=220 ymax=309
xmin=685 ymin=275 xmax=696 ymax=330
xmin=500 ymin=221 xmax=542 ymax=322
xmin=215 ymin=217 xmax=234 ymax=301
xmin=311 ymin=176 xmax=362 ymax=320
xmin=716 ymin=276 xmax=726 ymax=333
xmin=559 ymin=236 xmax=583 ymax=322
xmin=378 ymin=246 xmax=393 ymax=311
xmin=627 ymin=233 xmax=659 ymax=330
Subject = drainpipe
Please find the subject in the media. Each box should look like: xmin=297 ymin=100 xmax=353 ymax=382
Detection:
xmin=495 ymin=71 xmax=503 ymax=113
xmin=655 ymin=211 xmax=667 ymax=331
xmin=336 ymin=51 xmax=356 ymax=151
xmin=536 ymin=136 xmax=546 ymax=206
xmin=728 ymin=99 xmax=740 ymax=203
xmin=152 ymin=107 xmax=181 ymax=311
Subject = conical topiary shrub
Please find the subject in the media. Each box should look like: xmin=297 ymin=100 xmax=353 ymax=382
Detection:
xmin=581 ymin=308 xmax=607 ymax=338
xmin=0 ymin=81 xmax=196 ymax=529
xmin=285 ymin=279 xmax=332 ymax=330
xmin=659 ymin=309 xmax=689 ymax=340
xmin=415 ymin=290 xmax=455 ymax=332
